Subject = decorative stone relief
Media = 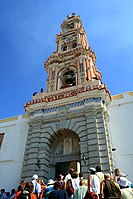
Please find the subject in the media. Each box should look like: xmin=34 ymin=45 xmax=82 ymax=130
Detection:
xmin=72 ymin=139 xmax=80 ymax=153
xmin=64 ymin=138 xmax=72 ymax=154
xmin=54 ymin=137 xmax=80 ymax=155
xmin=56 ymin=105 xmax=70 ymax=116
xmin=55 ymin=141 xmax=63 ymax=155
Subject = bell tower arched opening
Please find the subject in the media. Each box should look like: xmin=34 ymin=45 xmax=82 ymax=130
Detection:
xmin=57 ymin=65 xmax=77 ymax=90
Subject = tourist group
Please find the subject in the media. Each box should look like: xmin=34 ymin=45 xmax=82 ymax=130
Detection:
xmin=0 ymin=166 xmax=133 ymax=199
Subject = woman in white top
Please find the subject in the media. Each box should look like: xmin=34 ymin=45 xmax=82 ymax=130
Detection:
xmin=88 ymin=167 xmax=100 ymax=199
xmin=66 ymin=171 xmax=80 ymax=199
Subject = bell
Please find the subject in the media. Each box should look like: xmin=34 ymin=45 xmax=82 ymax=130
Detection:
xmin=65 ymin=74 xmax=73 ymax=84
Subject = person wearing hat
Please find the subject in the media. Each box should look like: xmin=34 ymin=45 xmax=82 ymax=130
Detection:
xmin=119 ymin=173 xmax=133 ymax=188
xmin=88 ymin=168 xmax=100 ymax=199
xmin=31 ymin=174 xmax=41 ymax=199
xmin=43 ymin=179 xmax=55 ymax=199
xmin=119 ymin=177 xmax=133 ymax=199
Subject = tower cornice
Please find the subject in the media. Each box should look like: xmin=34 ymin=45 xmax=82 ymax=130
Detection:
xmin=24 ymin=81 xmax=111 ymax=115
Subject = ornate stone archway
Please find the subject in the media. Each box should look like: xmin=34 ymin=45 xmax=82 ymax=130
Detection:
xmin=21 ymin=103 xmax=114 ymax=182
xmin=49 ymin=129 xmax=80 ymax=179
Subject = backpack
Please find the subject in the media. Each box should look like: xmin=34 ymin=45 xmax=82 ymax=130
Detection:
xmin=84 ymin=192 xmax=98 ymax=199
xmin=105 ymin=180 xmax=121 ymax=198
xmin=17 ymin=190 xmax=30 ymax=199
xmin=66 ymin=179 xmax=74 ymax=197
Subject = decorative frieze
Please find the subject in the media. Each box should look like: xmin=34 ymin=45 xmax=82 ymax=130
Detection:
xmin=29 ymin=97 xmax=102 ymax=117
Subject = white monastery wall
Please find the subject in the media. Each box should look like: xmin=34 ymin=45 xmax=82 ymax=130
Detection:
xmin=0 ymin=92 xmax=133 ymax=191
xmin=0 ymin=115 xmax=29 ymax=192
xmin=108 ymin=92 xmax=133 ymax=182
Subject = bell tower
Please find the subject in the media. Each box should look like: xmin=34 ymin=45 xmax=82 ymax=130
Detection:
xmin=22 ymin=14 xmax=114 ymax=181
xmin=45 ymin=13 xmax=102 ymax=93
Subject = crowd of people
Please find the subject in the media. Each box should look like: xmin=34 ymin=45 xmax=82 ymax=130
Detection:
xmin=0 ymin=166 xmax=133 ymax=199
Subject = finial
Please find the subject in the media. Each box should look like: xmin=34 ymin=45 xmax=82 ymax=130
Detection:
xmin=67 ymin=13 xmax=76 ymax=19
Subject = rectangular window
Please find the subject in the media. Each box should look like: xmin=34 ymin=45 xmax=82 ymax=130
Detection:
xmin=0 ymin=133 xmax=4 ymax=149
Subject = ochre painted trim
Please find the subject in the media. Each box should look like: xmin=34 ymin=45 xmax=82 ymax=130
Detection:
xmin=0 ymin=159 xmax=14 ymax=163
xmin=111 ymin=94 xmax=124 ymax=100
xmin=22 ymin=114 xmax=29 ymax=119
xmin=128 ymin=92 xmax=133 ymax=96
xmin=0 ymin=116 xmax=18 ymax=124
xmin=0 ymin=124 xmax=16 ymax=128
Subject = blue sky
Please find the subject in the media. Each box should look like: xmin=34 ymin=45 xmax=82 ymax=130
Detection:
xmin=0 ymin=0 xmax=133 ymax=119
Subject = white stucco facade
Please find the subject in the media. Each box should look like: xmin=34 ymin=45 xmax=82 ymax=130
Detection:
xmin=108 ymin=91 xmax=133 ymax=183
xmin=0 ymin=115 xmax=29 ymax=192
xmin=0 ymin=91 xmax=133 ymax=191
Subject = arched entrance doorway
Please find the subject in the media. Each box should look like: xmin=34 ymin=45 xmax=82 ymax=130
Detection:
xmin=49 ymin=129 xmax=80 ymax=179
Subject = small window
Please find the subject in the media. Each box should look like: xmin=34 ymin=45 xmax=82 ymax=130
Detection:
xmin=67 ymin=23 xmax=74 ymax=29
xmin=62 ymin=46 xmax=67 ymax=51
xmin=72 ymin=43 xmax=77 ymax=48
xmin=0 ymin=133 xmax=4 ymax=149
